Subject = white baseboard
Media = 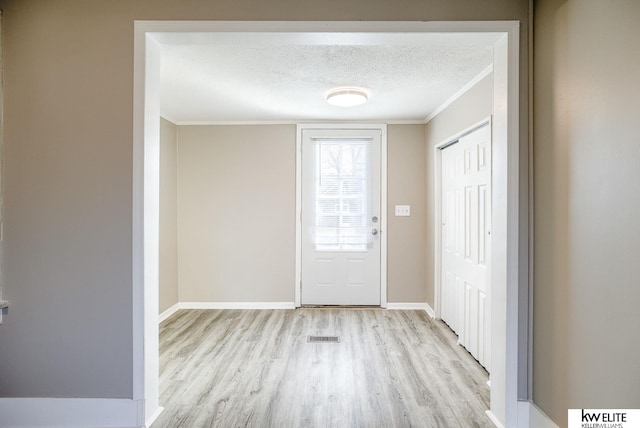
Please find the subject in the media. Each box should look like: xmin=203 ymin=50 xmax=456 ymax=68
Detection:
xmin=158 ymin=303 xmax=180 ymax=323
xmin=386 ymin=302 xmax=436 ymax=318
xmin=158 ymin=302 xmax=296 ymax=323
xmin=487 ymin=401 xmax=559 ymax=428
xmin=386 ymin=302 xmax=428 ymax=310
xmin=145 ymin=405 xmax=164 ymax=428
xmin=486 ymin=410 xmax=505 ymax=428
xmin=424 ymin=302 xmax=436 ymax=318
xmin=0 ymin=398 xmax=144 ymax=428
xmin=520 ymin=400 xmax=559 ymax=428
xmin=179 ymin=301 xmax=296 ymax=310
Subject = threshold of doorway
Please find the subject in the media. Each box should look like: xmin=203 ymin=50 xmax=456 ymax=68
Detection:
xmin=300 ymin=305 xmax=382 ymax=309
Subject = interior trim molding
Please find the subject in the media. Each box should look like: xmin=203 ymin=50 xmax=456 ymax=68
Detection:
xmin=158 ymin=303 xmax=180 ymax=323
xmin=295 ymin=123 xmax=388 ymax=309
xmin=167 ymin=119 xmax=427 ymax=126
xmin=145 ymin=404 xmax=165 ymax=428
xmin=0 ymin=398 xmax=144 ymax=428
xmin=179 ymin=301 xmax=296 ymax=310
xmin=385 ymin=302 xmax=436 ymax=318
xmin=424 ymin=64 xmax=493 ymax=124
xmin=386 ymin=302 xmax=428 ymax=310
xmin=518 ymin=400 xmax=559 ymax=428
xmin=135 ymin=21 xmax=524 ymax=427
xmin=486 ymin=410 xmax=506 ymax=428
xmin=424 ymin=302 xmax=436 ymax=318
xmin=163 ymin=302 xmax=445 ymax=326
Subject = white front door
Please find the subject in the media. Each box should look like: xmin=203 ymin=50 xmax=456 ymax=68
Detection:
xmin=301 ymin=128 xmax=382 ymax=306
xmin=441 ymin=123 xmax=492 ymax=370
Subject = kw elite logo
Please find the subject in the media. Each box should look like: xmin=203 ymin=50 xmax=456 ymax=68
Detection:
xmin=568 ymin=409 xmax=640 ymax=428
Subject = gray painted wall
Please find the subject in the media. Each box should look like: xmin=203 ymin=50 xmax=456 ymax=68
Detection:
xmin=533 ymin=1 xmax=640 ymax=425
xmin=425 ymin=73 xmax=493 ymax=308
xmin=159 ymin=118 xmax=179 ymax=313
xmin=176 ymin=125 xmax=296 ymax=303
xmin=0 ymin=2 xmax=135 ymax=398
xmin=387 ymin=125 xmax=428 ymax=303
xmin=0 ymin=0 xmax=528 ymax=401
xmin=174 ymin=124 xmax=428 ymax=304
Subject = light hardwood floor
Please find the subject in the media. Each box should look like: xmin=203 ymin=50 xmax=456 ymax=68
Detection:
xmin=152 ymin=309 xmax=492 ymax=428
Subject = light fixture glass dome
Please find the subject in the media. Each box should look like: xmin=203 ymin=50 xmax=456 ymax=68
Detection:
xmin=326 ymin=87 xmax=369 ymax=107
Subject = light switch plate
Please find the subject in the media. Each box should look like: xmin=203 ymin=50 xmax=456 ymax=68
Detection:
xmin=395 ymin=205 xmax=411 ymax=216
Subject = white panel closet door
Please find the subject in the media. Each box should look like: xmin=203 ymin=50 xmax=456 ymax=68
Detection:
xmin=441 ymin=123 xmax=492 ymax=371
xmin=301 ymin=128 xmax=382 ymax=306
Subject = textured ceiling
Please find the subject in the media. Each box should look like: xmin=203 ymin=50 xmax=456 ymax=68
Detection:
xmin=158 ymin=33 xmax=497 ymax=123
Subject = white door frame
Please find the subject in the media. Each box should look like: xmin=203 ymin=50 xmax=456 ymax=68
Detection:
xmin=296 ymin=123 xmax=388 ymax=308
xmin=133 ymin=20 xmax=527 ymax=428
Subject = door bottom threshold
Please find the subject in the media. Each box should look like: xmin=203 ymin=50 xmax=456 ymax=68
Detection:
xmin=300 ymin=305 xmax=382 ymax=309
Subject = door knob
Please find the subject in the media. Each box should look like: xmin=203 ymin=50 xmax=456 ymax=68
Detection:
xmin=372 ymin=228 xmax=378 ymax=235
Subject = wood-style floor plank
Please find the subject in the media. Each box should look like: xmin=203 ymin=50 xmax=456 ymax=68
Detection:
xmin=152 ymin=309 xmax=492 ymax=428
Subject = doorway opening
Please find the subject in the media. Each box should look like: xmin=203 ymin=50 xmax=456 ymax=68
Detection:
xmin=134 ymin=20 xmax=524 ymax=428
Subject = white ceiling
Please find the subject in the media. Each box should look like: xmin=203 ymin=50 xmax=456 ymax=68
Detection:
xmin=157 ymin=32 xmax=499 ymax=124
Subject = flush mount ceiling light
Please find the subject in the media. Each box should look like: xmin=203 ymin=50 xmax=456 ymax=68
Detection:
xmin=326 ymin=87 xmax=369 ymax=107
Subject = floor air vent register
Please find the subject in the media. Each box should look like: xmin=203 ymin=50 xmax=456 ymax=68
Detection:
xmin=308 ymin=336 xmax=341 ymax=343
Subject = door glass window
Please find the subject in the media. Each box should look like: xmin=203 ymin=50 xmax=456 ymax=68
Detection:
xmin=312 ymin=139 xmax=372 ymax=251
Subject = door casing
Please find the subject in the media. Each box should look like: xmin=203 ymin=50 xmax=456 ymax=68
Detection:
xmin=134 ymin=20 xmax=527 ymax=428
xmin=296 ymin=123 xmax=388 ymax=307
